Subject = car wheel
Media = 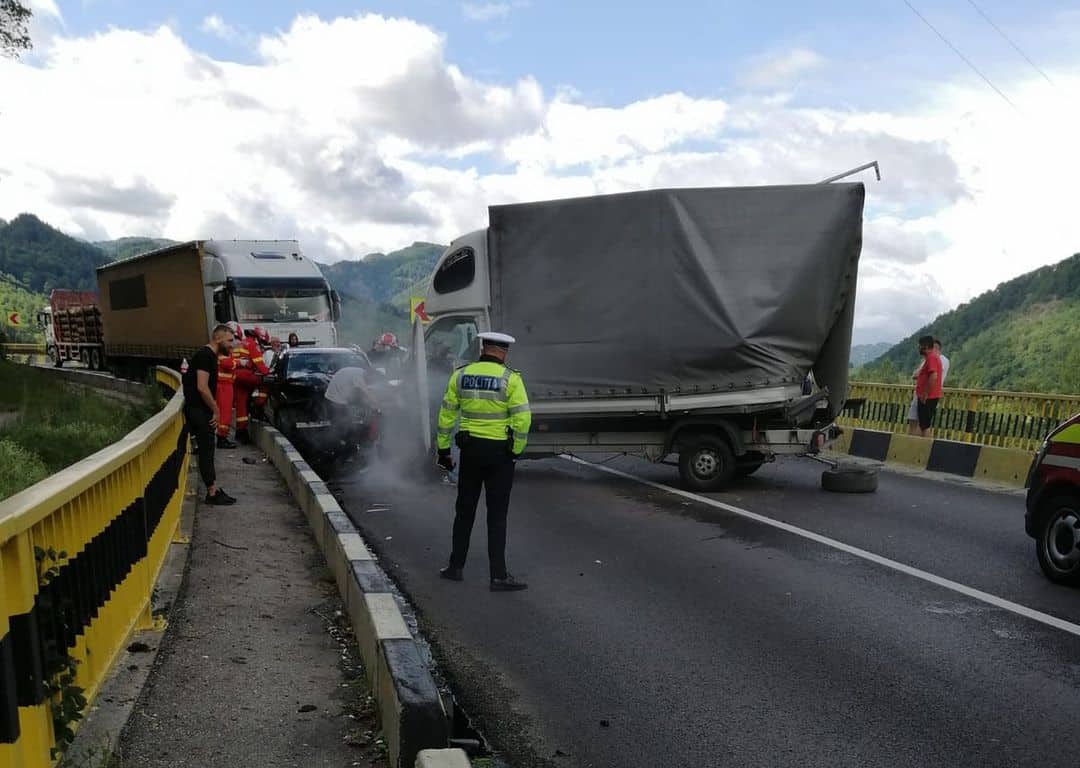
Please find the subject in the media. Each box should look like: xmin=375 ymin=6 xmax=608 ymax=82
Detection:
xmin=1036 ymin=494 xmax=1080 ymax=586
xmin=822 ymin=464 xmax=879 ymax=493
xmin=678 ymin=437 xmax=736 ymax=492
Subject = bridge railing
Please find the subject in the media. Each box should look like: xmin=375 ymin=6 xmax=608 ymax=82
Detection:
xmin=0 ymin=367 xmax=188 ymax=767
xmin=840 ymin=382 xmax=1080 ymax=451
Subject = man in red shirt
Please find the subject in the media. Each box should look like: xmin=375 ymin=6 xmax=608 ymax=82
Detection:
xmin=914 ymin=334 xmax=943 ymax=438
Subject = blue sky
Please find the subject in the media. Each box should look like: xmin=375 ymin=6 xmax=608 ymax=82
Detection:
xmin=54 ymin=0 xmax=1073 ymax=108
xmin=5 ymin=1 xmax=1080 ymax=343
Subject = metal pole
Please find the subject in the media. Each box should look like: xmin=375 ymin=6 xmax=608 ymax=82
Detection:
xmin=818 ymin=161 xmax=881 ymax=184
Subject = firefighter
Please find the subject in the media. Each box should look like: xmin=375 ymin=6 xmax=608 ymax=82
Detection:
xmin=249 ymin=326 xmax=273 ymax=420
xmin=215 ymin=323 xmax=240 ymax=448
xmin=435 ymin=331 xmax=531 ymax=592
xmin=232 ymin=326 xmax=270 ymax=444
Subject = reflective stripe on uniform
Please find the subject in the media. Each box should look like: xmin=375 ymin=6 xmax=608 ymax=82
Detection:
xmin=464 ymin=411 xmax=508 ymax=421
xmin=441 ymin=399 xmax=456 ymax=411
xmin=508 ymin=403 xmax=531 ymax=415
xmin=459 ymin=390 xmax=505 ymax=402
xmin=1043 ymin=454 xmax=1080 ymax=470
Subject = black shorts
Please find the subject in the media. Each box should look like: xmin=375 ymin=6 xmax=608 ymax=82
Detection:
xmin=917 ymin=398 xmax=939 ymax=430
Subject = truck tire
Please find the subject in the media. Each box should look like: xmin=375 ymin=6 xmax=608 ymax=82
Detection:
xmin=89 ymin=348 xmax=102 ymax=371
xmin=679 ymin=438 xmax=736 ymax=492
xmin=1035 ymin=494 xmax=1080 ymax=586
xmin=52 ymin=347 xmax=63 ymax=368
xmin=821 ymin=465 xmax=878 ymax=493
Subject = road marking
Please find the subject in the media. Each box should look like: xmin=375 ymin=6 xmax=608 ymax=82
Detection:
xmin=564 ymin=456 xmax=1080 ymax=639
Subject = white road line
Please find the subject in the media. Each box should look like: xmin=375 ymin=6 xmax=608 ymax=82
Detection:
xmin=563 ymin=455 xmax=1080 ymax=639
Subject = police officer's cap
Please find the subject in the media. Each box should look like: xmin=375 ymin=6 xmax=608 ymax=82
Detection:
xmin=478 ymin=331 xmax=515 ymax=348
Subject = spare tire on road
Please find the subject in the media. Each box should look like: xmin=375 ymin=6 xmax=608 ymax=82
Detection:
xmin=821 ymin=464 xmax=878 ymax=493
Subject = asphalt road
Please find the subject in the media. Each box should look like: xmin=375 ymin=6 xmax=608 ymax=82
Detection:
xmin=330 ymin=456 xmax=1080 ymax=768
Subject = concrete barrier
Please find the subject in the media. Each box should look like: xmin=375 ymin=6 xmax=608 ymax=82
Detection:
xmin=252 ymin=423 xmax=450 ymax=767
xmin=833 ymin=427 xmax=1034 ymax=488
xmin=415 ymin=748 xmax=472 ymax=767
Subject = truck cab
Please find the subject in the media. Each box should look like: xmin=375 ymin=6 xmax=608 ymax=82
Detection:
xmin=201 ymin=240 xmax=340 ymax=348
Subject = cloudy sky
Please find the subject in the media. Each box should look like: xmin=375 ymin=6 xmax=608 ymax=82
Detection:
xmin=2 ymin=0 xmax=1079 ymax=344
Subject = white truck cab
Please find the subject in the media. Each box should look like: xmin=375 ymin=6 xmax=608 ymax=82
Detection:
xmin=202 ymin=240 xmax=340 ymax=347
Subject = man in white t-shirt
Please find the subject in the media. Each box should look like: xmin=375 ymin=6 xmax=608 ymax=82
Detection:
xmin=934 ymin=338 xmax=950 ymax=385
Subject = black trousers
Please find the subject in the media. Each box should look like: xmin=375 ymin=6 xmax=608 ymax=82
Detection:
xmin=449 ymin=438 xmax=515 ymax=579
xmin=184 ymin=406 xmax=216 ymax=490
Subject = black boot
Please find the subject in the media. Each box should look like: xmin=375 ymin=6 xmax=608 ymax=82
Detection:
xmin=216 ymin=436 xmax=238 ymax=449
xmin=440 ymin=566 xmax=464 ymax=582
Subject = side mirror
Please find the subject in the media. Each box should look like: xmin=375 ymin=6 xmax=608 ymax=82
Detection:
xmin=330 ymin=289 xmax=342 ymax=322
xmin=213 ymin=291 xmax=229 ymax=323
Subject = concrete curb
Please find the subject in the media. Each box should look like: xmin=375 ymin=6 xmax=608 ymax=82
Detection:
xmin=252 ymin=422 xmax=451 ymax=768
xmin=834 ymin=427 xmax=1034 ymax=487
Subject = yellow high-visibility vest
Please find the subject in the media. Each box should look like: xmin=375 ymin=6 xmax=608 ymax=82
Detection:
xmin=437 ymin=360 xmax=531 ymax=454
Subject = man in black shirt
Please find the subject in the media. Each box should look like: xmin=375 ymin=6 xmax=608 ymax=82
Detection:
xmin=183 ymin=324 xmax=238 ymax=505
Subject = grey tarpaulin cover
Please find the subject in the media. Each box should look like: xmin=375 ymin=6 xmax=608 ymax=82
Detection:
xmin=486 ymin=183 xmax=864 ymax=419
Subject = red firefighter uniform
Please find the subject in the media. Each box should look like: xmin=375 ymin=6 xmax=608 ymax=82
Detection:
xmin=233 ymin=334 xmax=270 ymax=440
xmin=215 ymin=351 xmax=237 ymax=438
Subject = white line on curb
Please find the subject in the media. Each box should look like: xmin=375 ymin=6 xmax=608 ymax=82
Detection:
xmin=563 ymin=455 xmax=1080 ymax=639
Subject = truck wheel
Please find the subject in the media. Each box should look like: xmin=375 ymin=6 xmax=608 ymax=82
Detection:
xmin=89 ymin=348 xmax=102 ymax=371
xmin=52 ymin=347 xmax=63 ymax=368
xmin=678 ymin=438 xmax=736 ymax=492
xmin=1035 ymin=494 xmax=1080 ymax=586
xmin=736 ymin=451 xmax=766 ymax=477
xmin=821 ymin=464 xmax=878 ymax=493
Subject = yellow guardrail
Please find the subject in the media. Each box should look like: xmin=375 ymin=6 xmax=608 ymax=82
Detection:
xmin=840 ymin=382 xmax=1080 ymax=451
xmin=0 ymin=367 xmax=188 ymax=766
xmin=0 ymin=343 xmax=46 ymax=354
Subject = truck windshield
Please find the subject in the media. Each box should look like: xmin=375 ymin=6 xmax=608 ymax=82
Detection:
xmin=234 ymin=287 xmax=331 ymax=324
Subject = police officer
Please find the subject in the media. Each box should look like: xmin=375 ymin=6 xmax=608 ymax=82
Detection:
xmin=436 ymin=332 xmax=531 ymax=591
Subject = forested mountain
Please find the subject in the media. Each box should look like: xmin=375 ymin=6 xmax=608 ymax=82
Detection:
xmin=0 ymin=274 xmax=46 ymax=342
xmin=857 ymin=253 xmax=1080 ymax=394
xmin=95 ymin=237 xmax=178 ymax=261
xmin=320 ymin=243 xmax=443 ymax=347
xmin=0 ymin=215 xmax=110 ymax=292
xmin=849 ymin=342 xmax=893 ymax=368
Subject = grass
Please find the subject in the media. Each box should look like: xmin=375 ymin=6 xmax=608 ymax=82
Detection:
xmin=0 ymin=361 xmax=159 ymax=500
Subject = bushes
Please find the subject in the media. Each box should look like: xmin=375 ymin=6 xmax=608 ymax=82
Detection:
xmin=0 ymin=438 xmax=49 ymax=500
xmin=0 ymin=361 xmax=158 ymax=500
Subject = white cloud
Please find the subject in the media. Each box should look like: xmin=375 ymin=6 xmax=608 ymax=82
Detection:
xmin=1 ymin=13 xmax=1078 ymax=346
xmin=462 ymin=3 xmax=513 ymax=22
xmin=200 ymin=14 xmax=237 ymax=41
xmin=741 ymin=48 xmax=825 ymax=89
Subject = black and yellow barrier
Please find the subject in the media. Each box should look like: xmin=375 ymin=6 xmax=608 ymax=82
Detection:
xmin=832 ymin=427 xmax=1035 ymax=487
xmin=841 ymin=382 xmax=1080 ymax=452
xmin=0 ymin=367 xmax=188 ymax=766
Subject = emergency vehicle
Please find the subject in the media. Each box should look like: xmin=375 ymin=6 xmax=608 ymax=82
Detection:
xmin=1025 ymin=412 xmax=1080 ymax=585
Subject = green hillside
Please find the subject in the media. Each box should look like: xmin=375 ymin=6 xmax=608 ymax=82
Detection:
xmin=858 ymin=253 xmax=1080 ymax=394
xmin=0 ymin=214 xmax=110 ymax=292
xmin=849 ymin=342 xmax=893 ymax=368
xmin=0 ymin=274 xmax=46 ymax=343
xmin=95 ymin=237 xmax=178 ymax=261
xmin=318 ymin=242 xmax=443 ymax=348
xmin=318 ymin=242 xmax=442 ymax=307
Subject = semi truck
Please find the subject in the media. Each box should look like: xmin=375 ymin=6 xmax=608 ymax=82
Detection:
xmin=36 ymin=240 xmax=339 ymax=379
xmin=38 ymin=290 xmax=106 ymax=369
xmin=413 ymin=183 xmax=865 ymax=491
